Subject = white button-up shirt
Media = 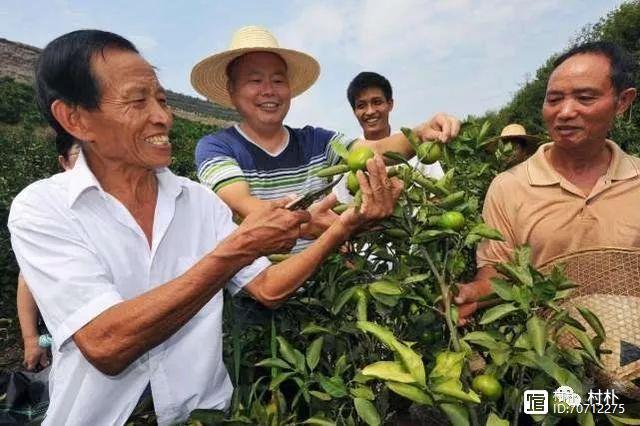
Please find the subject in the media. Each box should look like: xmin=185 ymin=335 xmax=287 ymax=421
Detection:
xmin=8 ymin=152 xmax=270 ymax=426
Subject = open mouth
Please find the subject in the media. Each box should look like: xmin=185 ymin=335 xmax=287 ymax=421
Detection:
xmin=145 ymin=135 xmax=171 ymax=146
xmin=258 ymin=102 xmax=280 ymax=111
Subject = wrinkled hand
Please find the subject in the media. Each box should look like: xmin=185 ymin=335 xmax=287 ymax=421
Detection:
xmin=236 ymin=200 xmax=311 ymax=256
xmin=415 ymin=113 xmax=461 ymax=143
xmin=454 ymin=280 xmax=493 ymax=326
xmin=340 ymin=155 xmax=404 ymax=231
xmin=23 ymin=336 xmax=49 ymax=371
xmin=300 ymin=193 xmax=339 ymax=240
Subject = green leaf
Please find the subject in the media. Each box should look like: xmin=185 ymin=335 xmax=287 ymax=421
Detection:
xmin=309 ymin=390 xmax=332 ymax=401
xmin=255 ymin=358 xmax=292 ymax=369
xmin=306 ymin=336 xmax=324 ymax=371
xmin=479 ymin=303 xmax=519 ymax=324
xmin=477 ymin=120 xmax=492 ymax=145
xmin=318 ymin=375 xmax=348 ymax=398
xmin=464 ymin=233 xmax=483 ymax=247
xmin=386 ymin=381 xmax=433 ymax=405
xmin=330 ymin=139 xmax=350 ymax=161
xmin=486 ymin=412 xmax=509 ymax=426
xmin=382 ymin=150 xmax=410 ymax=165
xmin=577 ymin=410 xmax=595 ymax=426
xmin=302 ymin=417 xmax=337 ymax=426
xmin=276 ymin=336 xmax=306 ymax=373
xmin=269 ymin=371 xmax=296 ymax=390
xmin=334 ymin=353 xmax=349 ymax=376
xmin=350 ymin=385 xmax=375 ymax=400
xmin=489 ymin=278 xmax=514 ymax=301
xmin=392 ymin=341 xmax=427 ymax=388
xmin=577 ymin=306 xmax=606 ymax=340
xmin=440 ymin=403 xmax=470 ymax=426
xmin=353 ymin=398 xmax=381 ymax=426
xmin=403 ymin=274 xmax=430 ymax=284
xmin=469 ymin=223 xmax=504 ymax=241
xmin=361 ymin=361 xmax=416 ymax=383
xmin=606 ymin=415 xmax=640 ymax=425
xmin=432 ymin=379 xmax=481 ymax=403
xmin=528 ymin=352 xmax=584 ymax=394
xmin=332 ymin=287 xmax=358 ymax=315
xmin=526 ymin=315 xmax=547 ymax=357
xmin=564 ymin=326 xmax=604 ymax=367
xmin=368 ymin=280 xmax=403 ymax=296
xmin=369 ymin=292 xmax=400 ymax=307
xmin=430 ymin=351 xmax=465 ymax=380
xmin=495 ymin=262 xmax=533 ymax=287
xmin=188 ymin=409 xmax=226 ymax=424
xmin=301 ymin=324 xmax=331 ymax=335
xmin=357 ymin=321 xmax=400 ymax=349
xmin=461 ymin=331 xmax=500 ymax=350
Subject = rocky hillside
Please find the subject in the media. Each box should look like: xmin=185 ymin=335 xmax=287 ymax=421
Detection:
xmin=0 ymin=37 xmax=239 ymax=126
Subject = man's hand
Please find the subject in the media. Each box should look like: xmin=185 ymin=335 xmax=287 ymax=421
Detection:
xmin=340 ymin=155 xmax=404 ymax=231
xmin=454 ymin=266 xmax=497 ymax=326
xmin=23 ymin=336 xmax=49 ymax=371
xmin=415 ymin=113 xmax=461 ymax=143
xmin=300 ymin=194 xmax=339 ymax=240
xmin=235 ymin=200 xmax=311 ymax=256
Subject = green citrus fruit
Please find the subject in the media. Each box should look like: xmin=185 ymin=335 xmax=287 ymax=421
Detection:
xmin=472 ymin=374 xmax=503 ymax=401
xmin=416 ymin=142 xmax=442 ymax=164
xmin=346 ymin=171 xmax=360 ymax=195
xmin=347 ymin=147 xmax=375 ymax=171
xmin=438 ymin=211 xmax=466 ymax=231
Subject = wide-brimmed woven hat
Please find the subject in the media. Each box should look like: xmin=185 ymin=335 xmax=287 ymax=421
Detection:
xmin=191 ymin=26 xmax=320 ymax=109
xmin=485 ymin=123 xmax=545 ymax=147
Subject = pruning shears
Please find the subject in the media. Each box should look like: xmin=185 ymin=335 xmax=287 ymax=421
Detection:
xmin=285 ymin=175 xmax=344 ymax=210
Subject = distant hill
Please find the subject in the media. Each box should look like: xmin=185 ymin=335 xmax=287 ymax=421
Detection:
xmin=0 ymin=37 xmax=239 ymax=126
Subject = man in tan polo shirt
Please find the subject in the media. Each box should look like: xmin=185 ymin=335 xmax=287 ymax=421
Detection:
xmin=455 ymin=41 xmax=639 ymax=325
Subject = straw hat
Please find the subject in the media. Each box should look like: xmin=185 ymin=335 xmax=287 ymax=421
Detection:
xmin=485 ymin=123 xmax=545 ymax=147
xmin=191 ymin=26 xmax=320 ymax=109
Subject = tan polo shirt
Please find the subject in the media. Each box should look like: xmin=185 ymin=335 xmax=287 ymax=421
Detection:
xmin=477 ymin=140 xmax=640 ymax=268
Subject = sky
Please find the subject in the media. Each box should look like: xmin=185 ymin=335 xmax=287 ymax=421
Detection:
xmin=0 ymin=0 xmax=628 ymax=137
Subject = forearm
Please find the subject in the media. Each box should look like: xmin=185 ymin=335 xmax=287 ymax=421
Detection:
xmin=246 ymin=220 xmax=356 ymax=307
xmin=17 ymin=274 xmax=40 ymax=340
xmin=74 ymin=235 xmax=257 ymax=375
xmin=471 ymin=265 xmax=499 ymax=296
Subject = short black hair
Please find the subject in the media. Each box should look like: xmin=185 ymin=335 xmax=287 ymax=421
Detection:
xmin=347 ymin=72 xmax=392 ymax=109
xmin=553 ymin=41 xmax=637 ymax=94
xmin=35 ymin=29 xmax=139 ymax=145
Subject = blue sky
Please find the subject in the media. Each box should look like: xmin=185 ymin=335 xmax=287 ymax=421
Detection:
xmin=0 ymin=0 xmax=627 ymax=137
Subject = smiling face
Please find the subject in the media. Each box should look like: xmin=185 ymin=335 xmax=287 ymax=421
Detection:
xmin=353 ymin=87 xmax=393 ymax=140
xmin=543 ymin=53 xmax=630 ymax=150
xmin=227 ymin=52 xmax=291 ymax=133
xmin=79 ymin=47 xmax=173 ymax=171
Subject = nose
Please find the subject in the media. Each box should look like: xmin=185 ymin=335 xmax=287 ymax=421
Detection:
xmin=364 ymin=104 xmax=375 ymax=116
xmin=260 ymin=80 xmax=275 ymax=96
xmin=557 ymin=99 xmax=578 ymax=120
xmin=149 ymin=98 xmax=172 ymax=128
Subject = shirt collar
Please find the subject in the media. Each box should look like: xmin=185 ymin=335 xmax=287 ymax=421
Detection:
xmin=526 ymin=140 xmax=639 ymax=186
xmin=67 ymin=149 xmax=185 ymax=208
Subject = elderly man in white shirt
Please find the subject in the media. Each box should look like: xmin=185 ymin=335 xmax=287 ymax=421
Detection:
xmin=8 ymin=30 xmax=403 ymax=426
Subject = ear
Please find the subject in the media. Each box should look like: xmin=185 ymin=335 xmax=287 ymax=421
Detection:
xmin=50 ymin=100 xmax=92 ymax=142
xmin=388 ymin=98 xmax=394 ymax=112
xmin=616 ymin=87 xmax=637 ymax=116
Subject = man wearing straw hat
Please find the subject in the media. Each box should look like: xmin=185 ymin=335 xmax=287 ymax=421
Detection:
xmin=455 ymin=41 xmax=639 ymax=325
xmin=191 ymin=26 xmax=460 ymax=250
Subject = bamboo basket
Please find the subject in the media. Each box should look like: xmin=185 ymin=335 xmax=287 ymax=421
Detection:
xmin=540 ymin=248 xmax=640 ymax=399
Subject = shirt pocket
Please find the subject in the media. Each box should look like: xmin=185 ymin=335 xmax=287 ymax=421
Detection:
xmin=175 ymin=256 xmax=222 ymax=319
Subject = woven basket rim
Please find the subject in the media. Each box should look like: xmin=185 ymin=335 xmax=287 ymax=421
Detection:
xmin=540 ymin=247 xmax=640 ymax=270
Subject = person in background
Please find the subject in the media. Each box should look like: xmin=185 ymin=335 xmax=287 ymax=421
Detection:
xmin=17 ymin=141 xmax=80 ymax=370
xmin=334 ymin=71 xmax=445 ymax=202
xmin=192 ymin=26 xmax=459 ymax=251
xmin=455 ymin=41 xmax=639 ymax=325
